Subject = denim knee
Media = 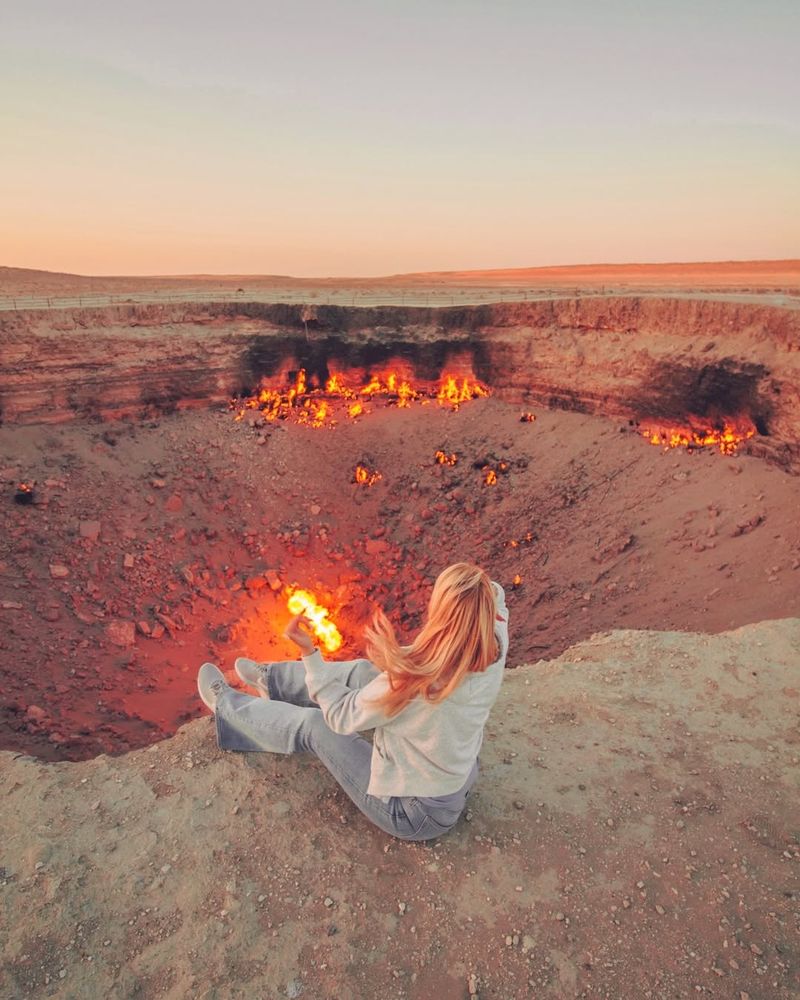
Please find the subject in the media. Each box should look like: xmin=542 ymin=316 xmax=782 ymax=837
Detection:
xmin=295 ymin=708 xmax=328 ymax=753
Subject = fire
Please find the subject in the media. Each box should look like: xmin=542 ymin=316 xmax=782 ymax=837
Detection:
xmin=14 ymin=482 xmax=35 ymax=505
xmin=435 ymin=450 xmax=458 ymax=466
xmin=506 ymin=532 xmax=534 ymax=549
xmin=512 ymin=574 xmax=523 ymax=589
xmin=286 ymin=587 xmax=342 ymax=653
xmin=354 ymin=464 xmax=382 ymax=486
xmin=437 ymin=376 xmax=489 ymax=409
xmin=640 ymin=419 xmax=756 ymax=455
xmin=483 ymin=468 xmax=498 ymax=486
xmin=231 ymin=369 xmax=490 ymax=428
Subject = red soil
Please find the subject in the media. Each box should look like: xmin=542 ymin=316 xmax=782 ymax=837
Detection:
xmin=1 ymin=397 xmax=798 ymax=761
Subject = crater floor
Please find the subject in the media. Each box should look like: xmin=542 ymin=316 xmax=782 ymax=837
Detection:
xmin=1 ymin=398 xmax=798 ymax=759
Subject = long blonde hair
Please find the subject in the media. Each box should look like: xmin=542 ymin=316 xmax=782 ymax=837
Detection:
xmin=365 ymin=562 xmax=499 ymax=718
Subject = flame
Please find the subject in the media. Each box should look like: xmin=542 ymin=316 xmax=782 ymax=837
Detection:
xmin=231 ymin=369 xmax=490 ymax=428
xmin=437 ymin=376 xmax=489 ymax=409
xmin=435 ymin=450 xmax=458 ymax=466
xmin=640 ymin=419 xmax=756 ymax=455
xmin=483 ymin=468 xmax=498 ymax=486
xmin=17 ymin=482 xmax=33 ymax=493
xmin=354 ymin=464 xmax=382 ymax=486
xmin=286 ymin=587 xmax=342 ymax=653
xmin=520 ymin=412 xmax=536 ymax=423
xmin=512 ymin=574 xmax=522 ymax=588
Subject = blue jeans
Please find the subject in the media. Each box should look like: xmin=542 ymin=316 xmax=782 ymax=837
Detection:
xmin=213 ymin=658 xmax=476 ymax=841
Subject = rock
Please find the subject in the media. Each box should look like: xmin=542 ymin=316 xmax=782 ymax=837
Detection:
xmin=1 ymin=601 xmax=24 ymax=610
xmin=266 ymin=570 xmax=282 ymax=592
xmin=365 ymin=538 xmax=389 ymax=555
xmin=49 ymin=563 xmax=69 ymax=579
xmin=151 ymin=478 xmax=166 ymax=489
xmin=310 ymin=504 xmax=321 ymax=515
xmin=123 ymin=553 xmax=135 ymax=569
xmin=136 ymin=621 xmax=151 ymax=636
xmin=25 ymin=704 xmax=47 ymax=723
xmin=105 ymin=620 xmax=136 ymax=647
xmin=165 ymin=494 xmax=183 ymax=513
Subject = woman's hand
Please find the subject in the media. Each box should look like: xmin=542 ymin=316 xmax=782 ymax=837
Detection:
xmin=284 ymin=613 xmax=317 ymax=656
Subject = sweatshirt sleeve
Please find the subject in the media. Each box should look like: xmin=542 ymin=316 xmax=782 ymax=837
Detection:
xmin=491 ymin=580 xmax=509 ymax=622
xmin=302 ymin=650 xmax=396 ymax=734
xmin=491 ymin=580 xmax=510 ymax=660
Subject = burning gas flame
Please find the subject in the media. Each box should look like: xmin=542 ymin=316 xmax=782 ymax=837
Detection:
xmin=506 ymin=532 xmax=534 ymax=549
xmin=232 ymin=369 xmax=490 ymax=428
xmin=640 ymin=420 xmax=755 ymax=455
xmin=435 ymin=450 xmax=458 ymax=466
xmin=483 ymin=468 xmax=498 ymax=486
xmin=14 ymin=482 xmax=35 ymax=505
xmin=512 ymin=574 xmax=522 ymax=589
xmin=354 ymin=464 xmax=382 ymax=486
xmin=286 ymin=587 xmax=342 ymax=653
xmin=437 ymin=376 xmax=489 ymax=410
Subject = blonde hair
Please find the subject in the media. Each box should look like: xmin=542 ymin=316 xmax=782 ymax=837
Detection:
xmin=364 ymin=562 xmax=499 ymax=718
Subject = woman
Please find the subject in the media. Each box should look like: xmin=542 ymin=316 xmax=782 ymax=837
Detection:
xmin=197 ymin=562 xmax=509 ymax=841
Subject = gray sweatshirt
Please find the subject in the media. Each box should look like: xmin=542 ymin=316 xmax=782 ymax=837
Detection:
xmin=301 ymin=582 xmax=510 ymax=797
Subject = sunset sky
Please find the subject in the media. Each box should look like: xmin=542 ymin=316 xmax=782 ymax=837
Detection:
xmin=1 ymin=0 xmax=798 ymax=276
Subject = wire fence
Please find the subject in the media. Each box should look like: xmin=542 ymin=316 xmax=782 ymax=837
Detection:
xmin=0 ymin=287 xmax=797 ymax=313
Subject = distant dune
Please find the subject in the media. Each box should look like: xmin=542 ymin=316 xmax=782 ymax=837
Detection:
xmin=1 ymin=259 xmax=799 ymax=295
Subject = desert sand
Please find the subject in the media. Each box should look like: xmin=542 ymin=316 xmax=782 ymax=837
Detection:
xmin=2 ymin=619 xmax=798 ymax=998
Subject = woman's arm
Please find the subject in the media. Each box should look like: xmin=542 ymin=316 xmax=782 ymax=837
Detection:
xmin=491 ymin=580 xmax=509 ymax=622
xmin=301 ymin=649 xmax=395 ymax=734
xmin=284 ymin=613 xmax=395 ymax=734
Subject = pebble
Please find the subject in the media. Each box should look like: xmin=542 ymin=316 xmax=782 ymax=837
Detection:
xmin=105 ymin=620 xmax=136 ymax=648
xmin=79 ymin=520 xmax=101 ymax=540
xmin=324 ymin=897 xmax=334 ymax=907
xmin=49 ymin=563 xmax=69 ymax=578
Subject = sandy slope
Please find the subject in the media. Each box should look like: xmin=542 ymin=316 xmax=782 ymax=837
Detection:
xmin=2 ymin=619 xmax=798 ymax=999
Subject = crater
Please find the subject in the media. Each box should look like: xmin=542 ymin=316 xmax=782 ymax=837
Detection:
xmin=0 ymin=295 xmax=798 ymax=761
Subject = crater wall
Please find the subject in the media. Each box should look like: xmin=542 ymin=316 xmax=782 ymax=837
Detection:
xmin=1 ymin=296 xmax=798 ymax=465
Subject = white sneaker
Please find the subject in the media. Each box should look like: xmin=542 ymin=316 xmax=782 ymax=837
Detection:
xmin=234 ymin=657 xmax=271 ymax=699
xmin=197 ymin=662 xmax=228 ymax=710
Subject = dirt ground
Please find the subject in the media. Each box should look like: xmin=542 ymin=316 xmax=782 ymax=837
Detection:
xmin=1 ymin=397 xmax=798 ymax=761
xmin=1 ymin=618 xmax=798 ymax=999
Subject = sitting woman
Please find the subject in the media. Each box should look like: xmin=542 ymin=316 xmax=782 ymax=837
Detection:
xmin=197 ymin=562 xmax=509 ymax=841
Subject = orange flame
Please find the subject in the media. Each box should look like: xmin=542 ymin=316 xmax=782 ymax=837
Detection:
xmin=437 ymin=376 xmax=489 ymax=410
xmin=354 ymin=464 xmax=382 ymax=486
xmin=231 ymin=369 xmax=490 ymax=428
xmin=435 ymin=450 xmax=458 ymax=466
xmin=483 ymin=468 xmax=498 ymax=486
xmin=640 ymin=420 xmax=755 ymax=455
xmin=286 ymin=587 xmax=342 ymax=652
xmin=512 ymin=574 xmax=522 ymax=588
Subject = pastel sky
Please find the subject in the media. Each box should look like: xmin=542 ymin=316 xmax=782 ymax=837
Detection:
xmin=1 ymin=0 xmax=798 ymax=276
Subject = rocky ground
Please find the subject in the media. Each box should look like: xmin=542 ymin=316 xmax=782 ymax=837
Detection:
xmin=1 ymin=398 xmax=798 ymax=760
xmin=1 ymin=619 xmax=798 ymax=999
